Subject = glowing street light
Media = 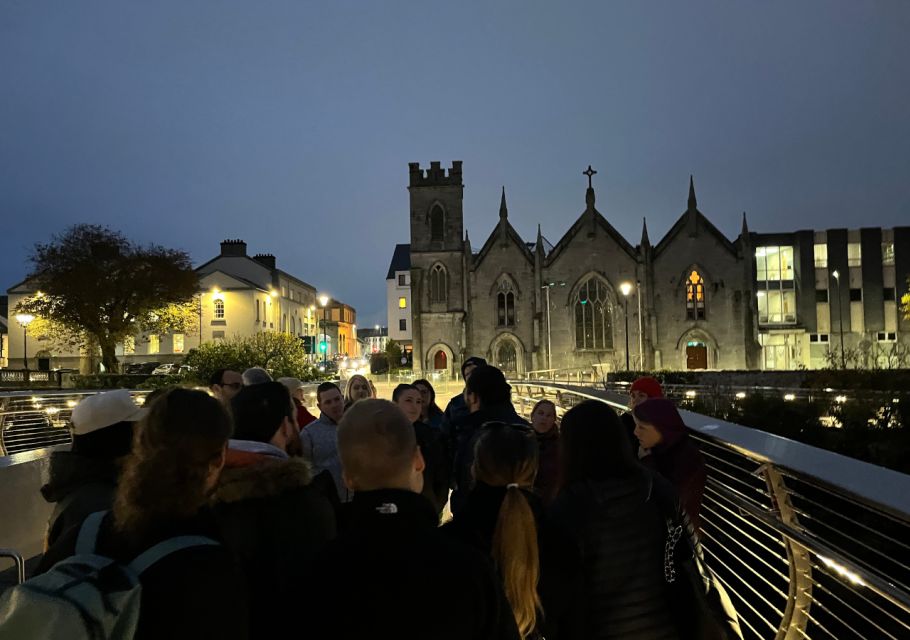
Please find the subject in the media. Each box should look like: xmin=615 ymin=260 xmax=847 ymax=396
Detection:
xmin=619 ymin=282 xmax=633 ymax=371
xmin=15 ymin=313 xmax=36 ymax=370
xmin=318 ymin=295 xmax=330 ymax=370
xmin=831 ymin=270 xmax=846 ymax=368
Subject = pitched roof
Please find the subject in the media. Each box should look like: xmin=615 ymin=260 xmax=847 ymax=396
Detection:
xmin=652 ymin=208 xmax=738 ymax=258
xmin=472 ymin=221 xmax=534 ymax=269
xmin=546 ymin=206 xmax=638 ymax=264
xmin=386 ymin=244 xmax=411 ymax=280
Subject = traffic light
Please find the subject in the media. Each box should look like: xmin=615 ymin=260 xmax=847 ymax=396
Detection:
xmin=319 ymin=341 xmax=327 ymax=353
xmin=301 ymin=336 xmax=313 ymax=353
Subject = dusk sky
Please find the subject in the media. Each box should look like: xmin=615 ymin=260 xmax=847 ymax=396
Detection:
xmin=2 ymin=1 xmax=909 ymax=326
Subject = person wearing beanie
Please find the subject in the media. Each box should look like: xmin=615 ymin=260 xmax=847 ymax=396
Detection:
xmin=450 ymin=365 xmax=529 ymax=516
xmin=633 ymin=397 xmax=707 ymax=529
xmin=41 ymin=389 xmax=146 ymax=548
xmin=214 ymin=382 xmax=336 ymax=638
xmin=619 ymin=376 xmax=665 ymax=454
xmin=442 ymin=356 xmax=487 ymax=434
xmin=277 ymin=376 xmax=318 ymax=428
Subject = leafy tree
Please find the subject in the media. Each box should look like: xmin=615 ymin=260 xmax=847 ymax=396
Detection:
xmin=183 ymin=332 xmax=319 ymax=385
xmin=902 ymin=277 xmax=910 ymax=320
xmin=385 ymin=339 xmax=404 ymax=369
xmin=14 ymin=225 xmax=199 ymax=372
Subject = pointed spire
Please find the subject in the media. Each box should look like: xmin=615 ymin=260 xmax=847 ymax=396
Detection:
xmin=741 ymin=211 xmax=749 ymax=236
xmin=499 ymin=186 xmax=508 ymax=220
xmin=641 ymin=217 xmax=651 ymax=248
xmin=535 ymin=224 xmax=544 ymax=254
xmin=687 ymin=175 xmax=697 ymax=211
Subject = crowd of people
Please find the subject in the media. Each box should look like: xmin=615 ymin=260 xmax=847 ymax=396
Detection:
xmin=0 ymin=361 xmax=742 ymax=639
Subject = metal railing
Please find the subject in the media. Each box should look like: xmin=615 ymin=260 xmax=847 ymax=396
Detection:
xmin=510 ymin=381 xmax=910 ymax=640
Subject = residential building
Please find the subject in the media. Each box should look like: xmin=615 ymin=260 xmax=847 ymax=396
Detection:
xmin=386 ymin=243 xmax=413 ymax=352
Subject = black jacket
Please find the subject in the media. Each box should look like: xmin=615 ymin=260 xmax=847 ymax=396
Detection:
xmin=450 ymin=403 xmax=530 ymax=515
xmin=212 ymin=455 xmax=336 ymax=638
xmin=40 ymin=451 xmax=120 ymax=548
xmin=414 ymin=420 xmax=451 ymax=515
xmin=549 ymin=469 xmax=682 ymax=640
xmin=308 ymin=488 xmax=520 ymax=640
xmin=443 ymin=482 xmax=583 ymax=639
xmin=37 ymin=510 xmax=249 ymax=640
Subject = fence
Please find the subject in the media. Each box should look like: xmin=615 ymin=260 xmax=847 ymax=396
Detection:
xmin=510 ymin=381 xmax=910 ymax=640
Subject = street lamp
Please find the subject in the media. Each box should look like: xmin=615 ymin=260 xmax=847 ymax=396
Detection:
xmin=636 ymin=279 xmax=644 ymax=369
xmin=832 ymin=270 xmax=846 ymax=369
xmin=541 ymin=281 xmax=566 ymax=372
xmin=619 ymin=282 xmax=633 ymax=371
xmin=15 ymin=313 xmax=35 ymax=370
xmin=319 ymin=294 xmax=330 ymax=371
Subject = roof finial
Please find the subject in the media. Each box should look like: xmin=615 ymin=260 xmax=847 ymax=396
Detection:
xmin=741 ymin=211 xmax=749 ymax=236
xmin=641 ymin=217 xmax=651 ymax=247
xmin=583 ymin=165 xmax=597 ymax=209
xmin=499 ymin=186 xmax=508 ymax=220
xmin=688 ymin=175 xmax=697 ymax=211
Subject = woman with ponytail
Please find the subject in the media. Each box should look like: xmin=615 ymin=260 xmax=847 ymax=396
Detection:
xmin=38 ymin=388 xmax=249 ymax=639
xmin=443 ymin=422 xmax=580 ymax=639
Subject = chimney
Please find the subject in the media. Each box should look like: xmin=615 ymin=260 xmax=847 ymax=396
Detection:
xmin=220 ymin=239 xmax=247 ymax=257
xmin=253 ymin=253 xmax=276 ymax=270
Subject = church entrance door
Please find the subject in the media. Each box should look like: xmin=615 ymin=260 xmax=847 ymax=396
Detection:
xmin=433 ymin=350 xmax=447 ymax=370
xmin=686 ymin=342 xmax=708 ymax=369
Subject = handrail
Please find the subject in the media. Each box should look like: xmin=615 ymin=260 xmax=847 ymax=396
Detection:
xmin=509 ymin=380 xmax=910 ymax=640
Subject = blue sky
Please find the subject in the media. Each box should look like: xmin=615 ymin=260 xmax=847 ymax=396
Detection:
xmin=2 ymin=1 xmax=909 ymax=325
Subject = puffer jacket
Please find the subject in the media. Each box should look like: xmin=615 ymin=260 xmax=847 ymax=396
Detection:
xmin=549 ymin=468 xmax=681 ymax=640
xmin=40 ymin=451 xmax=119 ymax=548
xmin=212 ymin=444 xmax=336 ymax=638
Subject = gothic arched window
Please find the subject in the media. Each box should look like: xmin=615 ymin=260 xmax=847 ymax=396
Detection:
xmin=574 ymin=277 xmax=613 ymax=350
xmin=430 ymin=205 xmax=445 ymax=242
xmin=496 ymin=280 xmax=516 ymax=326
xmin=497 ymin=342 xmax=517 ymax=373
xmin=429 ymin=264 xmax=448 ymax=303
xmin=686 ymin=270 xmax=706 ymax=320
xmin=213 ymin=298 xmax=225 ymax=319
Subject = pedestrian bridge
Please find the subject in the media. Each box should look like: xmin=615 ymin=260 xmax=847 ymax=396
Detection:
xmin=2 ymin=384 xmax=909 ymax=639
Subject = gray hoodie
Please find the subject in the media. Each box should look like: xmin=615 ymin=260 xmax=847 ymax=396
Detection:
xmin=300 ymin=413 xmax=350 ymax=502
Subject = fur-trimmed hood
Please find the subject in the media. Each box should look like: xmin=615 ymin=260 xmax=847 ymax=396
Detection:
xmin=213 ymin=456 xmax=313 ymax=505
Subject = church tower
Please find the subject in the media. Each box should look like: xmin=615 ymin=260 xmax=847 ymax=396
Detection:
xmin=408 ymin=161 xmax=467 ymax=375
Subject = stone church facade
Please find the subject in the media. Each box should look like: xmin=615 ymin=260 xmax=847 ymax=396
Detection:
xmin=407 ymin=161 xmax=762 ymax=376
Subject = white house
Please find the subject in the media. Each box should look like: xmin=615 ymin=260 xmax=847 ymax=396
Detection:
xmin=386 ymin=243 xmax=412 ymax=352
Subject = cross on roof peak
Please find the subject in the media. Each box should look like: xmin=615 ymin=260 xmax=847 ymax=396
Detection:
xmin=583 ymin=165 xmax=597 ymax=189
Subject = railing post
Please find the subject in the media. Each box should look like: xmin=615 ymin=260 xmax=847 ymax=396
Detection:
xmin=762 ymin=465 xmax=813 ymax=640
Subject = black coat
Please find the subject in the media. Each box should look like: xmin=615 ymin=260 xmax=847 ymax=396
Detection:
xmin=40 ymin=451 xmax=119 ymax=548
xmin=37 ymin=510 xmax=249 ymax=640
xmin=414 ymin=420 xmax=451 ymax=515
xmin=549 ymin=469 xmax=682 ymax=640
xmin=450 ymin=403 xmax=530 ymax=515
xmin=308 ymin=488 xmax=520 ymax=640
xmin=443 ymin=482 xmax=584 ymax=639
xmin=212 ymin=455 xmax=336 ymax=638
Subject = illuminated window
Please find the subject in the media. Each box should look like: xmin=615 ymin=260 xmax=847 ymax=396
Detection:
xmin=848 ymin=242 xmax=862 ymax=267
xmin=882 ymin=243 xmax=895 ymax=266
xmin=149 ymin=335 xmax=160 ymax=354
xmin=214 ymin=299 xmax=224 ymax=319
xmin=399 ymin=297 xmax=407 ymax=309
xmin=574 ymin=278 xmax=613 ymax=350
xmin=756 ymin=246 xmax=794 ymax=281
xmin=685 ymin=270 xmax=706 ymax=320
xmin=814 ymin=244 xmax=828 ymax=268
xmin=757 ymin=290 xmax=796 ymax=324
xmin=173 ymin=334 xmax=184 ymax=354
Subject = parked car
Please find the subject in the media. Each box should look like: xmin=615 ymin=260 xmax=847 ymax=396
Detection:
xmin=126 ymin=362 xmax=161 ymax=375
xmin=151 ymin=363 xmax=178 ymax=376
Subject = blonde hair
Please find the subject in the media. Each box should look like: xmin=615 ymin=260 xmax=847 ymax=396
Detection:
xmin=344 ymin=374 xmax=373 ymax=406
xmin=472 ymin=425 xmax=541 ymax=638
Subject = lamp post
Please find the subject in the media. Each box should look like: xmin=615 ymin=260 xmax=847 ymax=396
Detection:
xmin=319 ymin=294 xmax=330 ymax=371
xmin=541 ymin=281 xmax=566 ymax=373
xmin=832 ymin=270 xmax=846 ymax=369
xmin=620 ymin=282 xmax=633 ymax=371
xmin=15 ymin=313 xmax=35 ymax=371
xmin=636 ymin=279 xmax=644 ymax=369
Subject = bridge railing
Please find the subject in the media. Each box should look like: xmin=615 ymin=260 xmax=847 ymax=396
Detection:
xmin=510 ymin=381 xmax=910 ymax=640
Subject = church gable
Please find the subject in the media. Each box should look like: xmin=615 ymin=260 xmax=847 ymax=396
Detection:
xmin=472 ymin=221 xmax=535 ymax=270
xmin=545 ymin=207 xmax=638 ymax=266
xmin=652 ymin=177 xmax=738 ymax=259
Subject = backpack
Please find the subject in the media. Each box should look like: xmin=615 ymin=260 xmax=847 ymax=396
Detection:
xmin=0 ymin=511 xmax=218 ymax=640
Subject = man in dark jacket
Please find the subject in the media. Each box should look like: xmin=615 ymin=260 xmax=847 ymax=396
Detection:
xmin=442 ymin=356 xmax=486 ymax=433
xmin=214 ymin=382 xmax=336 ymax=639
xmin=450 ymin=365 xmax=529 ymax=515
xmin=308 ymin=399 xmax=520 ymax=640
xmin=41 ymin=389 xmax=146 ymax=548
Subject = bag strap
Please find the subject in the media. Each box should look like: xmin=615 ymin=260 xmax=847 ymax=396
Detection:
xmin=74 ymin=510 xmax=108 ymax=555
xmin=128 ymin=536 xmax=219 ymax=575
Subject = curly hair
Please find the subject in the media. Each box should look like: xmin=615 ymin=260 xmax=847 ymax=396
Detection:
xmin=113 ymin=388 xmax=232 ymax=544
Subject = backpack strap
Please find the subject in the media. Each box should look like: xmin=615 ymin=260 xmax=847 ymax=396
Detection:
xmin=74 ymin=510 xmax=108 ymax=555
xmin=128 ymin=536 xmax=219 ymax=576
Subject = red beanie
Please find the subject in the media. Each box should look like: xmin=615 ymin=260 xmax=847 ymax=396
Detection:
xmin=630 ymin=376 xmax=663 ymax=399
